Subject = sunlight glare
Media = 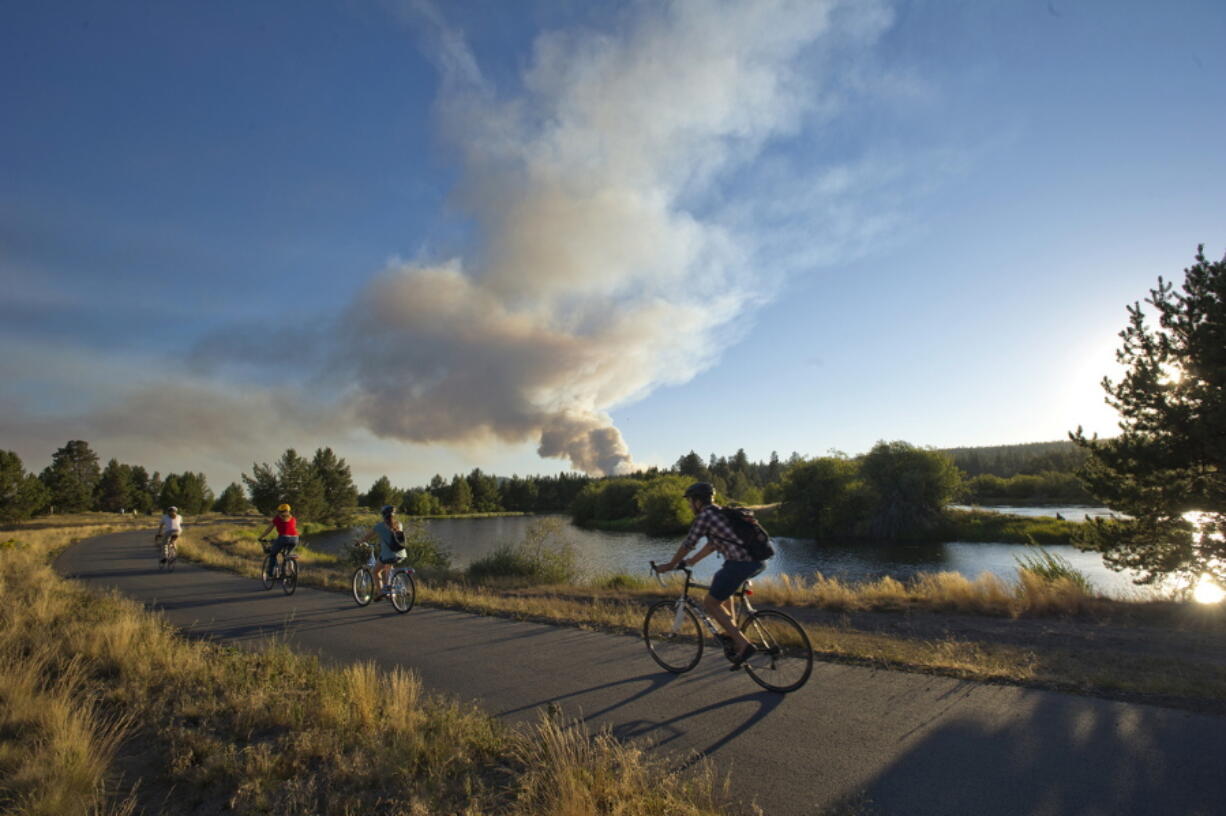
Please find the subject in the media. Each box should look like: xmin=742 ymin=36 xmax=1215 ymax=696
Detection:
xmin=1192 ymin=574 xmax=1225 ymax=605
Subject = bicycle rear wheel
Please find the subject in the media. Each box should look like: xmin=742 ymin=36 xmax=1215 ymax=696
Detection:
xmin=741 ymin=610 xmax=813 ymax=693
xmin=166 ymin=542 xmax=177 ymax=572
xmin=351 ymin=567 xmax=373 ymax=606
xmin=281 ymin=558 xmax=297 ymax=595
xmin=643 ymin=600 xmax=703 ymax=673
xmin=261 ymin=554 xmax=276 ymax=590
xmin=389 ymin=571 xmax=415 ymax=614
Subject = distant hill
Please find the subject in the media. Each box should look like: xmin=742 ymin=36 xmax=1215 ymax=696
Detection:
xmin=938 ymin=440 xmax=1086 ymax=478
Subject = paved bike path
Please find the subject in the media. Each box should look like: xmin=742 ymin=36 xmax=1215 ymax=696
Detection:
xmin=58 ymin=531 xmax=1225 ymax=816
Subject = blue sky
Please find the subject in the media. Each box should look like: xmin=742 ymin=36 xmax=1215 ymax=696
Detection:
xmin=2 ymin=0 xmax=1223 ymax=492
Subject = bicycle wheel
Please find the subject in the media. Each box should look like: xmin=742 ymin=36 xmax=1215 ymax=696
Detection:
xmin=643 ymin=600 xmax=703 ymax=673
xmin=158 ymin=541 xmax=168 ymax=571
xmin=351 ymin=567 xmax=373 ymax=607
xmin=281 ymin=558 xmax=297 ymax=595
xmin=166 ymin=542 xmax=177 ymax=572
xmin=261 ymin=554 xmax=276 ymax=590
xmin=389 ymin=571 xmax=415 ymax=614
xmin=741 ymin=610 xmax=813 ymax=693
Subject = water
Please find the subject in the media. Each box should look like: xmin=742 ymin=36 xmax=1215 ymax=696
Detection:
xmin=309 ymin=507 xmax=1150 ymax=598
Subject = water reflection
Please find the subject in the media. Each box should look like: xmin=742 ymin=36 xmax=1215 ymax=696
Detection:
xmin=309 ymin=511 xmax=1150 ymax=598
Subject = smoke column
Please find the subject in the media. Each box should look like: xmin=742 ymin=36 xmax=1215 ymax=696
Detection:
xmin=337 ymin=0 xmax=861 ymax=474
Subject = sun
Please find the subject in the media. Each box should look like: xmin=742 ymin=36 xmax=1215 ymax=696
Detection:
xmin=1192 ymin=574 xmax=1225 ymax=604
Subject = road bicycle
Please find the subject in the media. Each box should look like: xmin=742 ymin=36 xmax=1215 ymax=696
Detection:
xmin=259 ymin=538 xmax=298 ymax=595
xmin=154 ymin=533 xmax=178 ymax=571
xmin=643 ymin=561 xmax=814 ymax=693
xmin=351 ymin=545 xmax=416 ymax=614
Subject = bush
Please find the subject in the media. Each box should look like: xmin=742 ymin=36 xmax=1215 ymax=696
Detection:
xmin=467 ymin=519 xmax=576 ymax=585
xmin=635 ymin=476 xmax=693 ymax=535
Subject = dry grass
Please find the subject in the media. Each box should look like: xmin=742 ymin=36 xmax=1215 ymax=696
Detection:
xmin=1 ymin=522 xmax=729 ymax=816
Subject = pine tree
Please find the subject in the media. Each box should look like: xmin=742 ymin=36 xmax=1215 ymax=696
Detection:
xmin=275 ymin=450 xmax=326 ymax=522
xmin=214 ymin=483 xmax=252 ymax=515
xmin=1072 ymin=245 xmax=1226 ymax=586
xmin=94 ymin=458 xmax=134 ymax=512
xmin=243 ymin=463 xmax=281 ymax=515
xmin=312 ymin=447 xmax=359 ymax=525
xmin=0 ymin=451 xmax=50 ymax=522
xmin=449 ymin=474 xmax=472 ymax=514
xmin=39 ymin=440 xmax=101 ymax=512
xmin=364 ymin=476 xmax=402 ymax=511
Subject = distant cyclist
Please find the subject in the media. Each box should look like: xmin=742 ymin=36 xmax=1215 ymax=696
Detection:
xmin=356 ymin=505 xmax=407 ymax=600
xmin=154 ymin=506 xmax=183 ymax=564
xmin=657 ymin=482 xmax=764 ymax=665
xmin=257 ymin=503 xmax=299 ymax=575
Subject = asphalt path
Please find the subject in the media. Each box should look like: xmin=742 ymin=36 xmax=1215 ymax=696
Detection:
xmin=58 ymin=531 xmax=1225 ymax=816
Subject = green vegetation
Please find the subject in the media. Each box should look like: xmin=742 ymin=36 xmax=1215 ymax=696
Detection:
xmin=0 ymin=522 xmax=726 ymax=816
xmin=1073 ymin=245 xmax=1226 ymax=587
xmin=935 ymin=509 xmax=1083 ymax=544
xmin=1015 ymin=547 xmax=1093 ymax=593
xmin=961 ymin=470 xmax=1093 ymax=505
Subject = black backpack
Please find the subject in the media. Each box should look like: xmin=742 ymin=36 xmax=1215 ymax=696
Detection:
xmin=718 ymin=506 xmax=775 ymax=561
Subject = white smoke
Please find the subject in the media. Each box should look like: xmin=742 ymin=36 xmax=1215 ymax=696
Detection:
xmin=334 ymin=0 xmax=886 ymax=474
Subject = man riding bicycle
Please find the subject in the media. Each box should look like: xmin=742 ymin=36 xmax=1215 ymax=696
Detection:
xmin=657 ymin=482 xmax=764 ymax=665
xmin=154 ymin=506 xmax=182 ymax=564
xmin=356 ymin=505 xmax=407 ymax=600
xmin=257 ymin=503 xmax=299 ymax=576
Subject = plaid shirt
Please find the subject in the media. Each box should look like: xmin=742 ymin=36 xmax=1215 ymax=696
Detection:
xmin=680 ymin=504 xmax=753 ymax=562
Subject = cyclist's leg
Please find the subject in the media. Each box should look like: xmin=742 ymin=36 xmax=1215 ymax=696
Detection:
xmin=705 ymin=561 xmax=763 ymax=653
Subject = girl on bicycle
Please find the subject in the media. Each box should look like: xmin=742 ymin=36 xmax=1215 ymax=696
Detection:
xmin=356 ymin=505 xmax=407 ymax=599
xmin=258 ymin=503 xmax=299 ymax=575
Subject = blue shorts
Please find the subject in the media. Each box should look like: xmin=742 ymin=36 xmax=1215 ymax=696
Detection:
xmin=379 ymin=550 xmax=406 ymax=566
xmin=709 ymin=560 xmax=765 ymax=601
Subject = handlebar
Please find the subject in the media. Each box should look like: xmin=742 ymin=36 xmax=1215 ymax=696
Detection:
xmin=650 ymin=560 xmax=692 ymax=587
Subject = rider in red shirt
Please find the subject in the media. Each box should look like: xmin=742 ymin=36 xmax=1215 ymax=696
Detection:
xmin=258 ymin=503 xmax=300 ymax=572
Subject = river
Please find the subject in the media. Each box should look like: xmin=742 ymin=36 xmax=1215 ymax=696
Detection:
xmin=309 ymin=506 xmax=1151 ymax=598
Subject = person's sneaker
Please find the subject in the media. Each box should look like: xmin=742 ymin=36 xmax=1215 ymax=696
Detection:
xmin=729 ymin=643 xmax=757 ymax=668
xmin=159 ymin=558 xmax=166 ymax=564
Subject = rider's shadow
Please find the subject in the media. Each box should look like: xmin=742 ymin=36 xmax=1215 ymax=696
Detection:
xmin=500 ymin=669 xmax=684 ymax=722
xmin=612 ymin=687 xmax=788 ymax=760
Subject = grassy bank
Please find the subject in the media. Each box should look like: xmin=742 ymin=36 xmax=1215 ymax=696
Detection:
xmin=1 ymin=521 xmax=730 ymax=815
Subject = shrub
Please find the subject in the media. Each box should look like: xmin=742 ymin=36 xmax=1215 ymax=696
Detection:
xmin=467 ymin=518 xmax=576 ymax=585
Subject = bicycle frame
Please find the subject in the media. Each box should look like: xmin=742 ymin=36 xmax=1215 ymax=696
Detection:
xmin=654 ymin=563 xmax=756 ymax=638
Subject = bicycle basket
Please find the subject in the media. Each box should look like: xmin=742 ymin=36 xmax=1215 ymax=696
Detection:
xmin=348 ymin=541 xmax=374 ymax=567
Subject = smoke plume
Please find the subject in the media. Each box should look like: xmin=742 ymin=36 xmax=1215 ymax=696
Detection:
xmin=327 ymin=0 xmax=867 ymax=474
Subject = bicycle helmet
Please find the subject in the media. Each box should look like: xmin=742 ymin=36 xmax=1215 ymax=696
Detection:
xmin=277 ymin=503 xmax=291 ymax=512
xmin=167 ymin=506 xmax=178 ymax=513
xmin=381 ymin=504 xmax=396 ymax=517
xmin=683 ymin=482 xmax=715 ymax=501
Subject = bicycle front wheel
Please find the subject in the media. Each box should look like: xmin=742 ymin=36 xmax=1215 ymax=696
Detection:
xmin=351 ymin=567 xmax=373 ymax=606
xmin=741 ymin=610 xmax=813 ymax=693
xmin=261 ymin=555 xmax=276 ymax=590
xmin=389 ymin=571 xmax=415 ymax=614
xmin=643 ymin=600 xmax=703 ymax=673
xmin=166 ymin=543 xmax=177 ymax=572
xmin=281 ymin=558 xmax=297 ymax=595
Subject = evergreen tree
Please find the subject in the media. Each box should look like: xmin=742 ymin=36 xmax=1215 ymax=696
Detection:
xmin=312 ymin=447 xmax=359 ymax=525
xmin=1072 ymin=246 xmax=1226 ymax=586
xmin=275 ymin=449 xmax=326 ymax=521
xmin=128 ymin=466 xmax=157 ymax=514
xmin=94 ymin=458 xmax=134 ymax=512
xmin=243 ymin=463 xmax=281 ymax=515
xmin=214 ymin=482 xmax=252 ymax=514
xmin=0 ymin=451 xmax=50 ymax=522
xmin=449 ymin=474 xmax=472 ymax=514
xmin=364 ymin=476 xmax=402 ymax=511
xmin=467 ymin=468 xmax=501 ymax=512
xmin=39 ymin=440 xmax=101 ymax=512
xmin=159 ymin=472 xmax=213 ymax=515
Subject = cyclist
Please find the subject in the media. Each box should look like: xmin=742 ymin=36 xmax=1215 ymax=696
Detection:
xmin=356 ymin=505 xmax=407 ymax=600
xmin=154 ymin=506 xmax=183 ymax=564
xmin=257 ymin=503 xmax=299 ymax=577
xmin=657 ymin=482 xmax=763 ymax=665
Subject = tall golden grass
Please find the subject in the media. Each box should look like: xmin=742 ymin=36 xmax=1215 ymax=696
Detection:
xmin=1 ymin=520 xmax=727 ymax=816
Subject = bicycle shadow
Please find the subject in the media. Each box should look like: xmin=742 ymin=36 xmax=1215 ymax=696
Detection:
xmin=612 ymin=685 xmax=788 ymax=759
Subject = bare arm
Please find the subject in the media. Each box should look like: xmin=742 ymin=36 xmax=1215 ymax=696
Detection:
xmin=683 ymin=541 xmax=718 ymax=567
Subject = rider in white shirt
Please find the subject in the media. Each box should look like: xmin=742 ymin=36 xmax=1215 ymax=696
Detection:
xmin=155 ymin=506 xmax=183 ymax=563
